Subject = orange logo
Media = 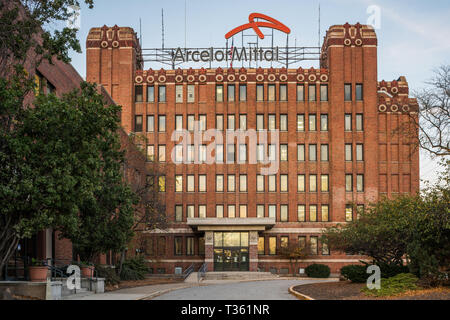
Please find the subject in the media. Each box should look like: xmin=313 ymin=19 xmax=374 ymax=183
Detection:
xmin=225 ymin=13 xmax=291 ymax=40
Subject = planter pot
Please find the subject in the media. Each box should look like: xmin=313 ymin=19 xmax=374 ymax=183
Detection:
xmin=81 ymin=266 xmax=95 ymax=278
xmin=29 ymin=266 xmax=48 ymax=282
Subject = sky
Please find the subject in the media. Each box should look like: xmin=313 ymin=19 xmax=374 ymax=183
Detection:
xmin=66 ymin=0 xmax=450 ymax=187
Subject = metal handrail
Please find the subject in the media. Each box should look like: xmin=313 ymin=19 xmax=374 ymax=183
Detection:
xmin=182 ymin=264 xmax=194 ymax=280
xmin=197 ymin=263 xmax=207 ymax=282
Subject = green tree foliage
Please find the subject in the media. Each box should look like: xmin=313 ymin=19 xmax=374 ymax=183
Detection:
xmin=279 ymin=240 xmax=310 ymax=276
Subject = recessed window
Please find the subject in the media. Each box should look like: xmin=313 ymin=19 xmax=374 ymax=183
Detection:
xmin=257 ymin=205 xmax=265 ymax=218
xmin=297 ymin=114 xmax=305 ymax=131
xmin=280 ymin=114 xmax=288 ymax=131
xmin=309 ymin=114 xmax=317 ymax=131
xmin=227 ymin=115 xmax=235 ymax=130
xmin=280 ymin=144 xmax=288 ymax=161
xmin=199 ymin=175 xmax=207 ymax=192
xmin=239 ymin=85 xmax=247 ymax=101
xmin=158 ymin=115 xmax=166 ymax=132
xmin=187 ymin=175 xmax=195 ymax=192
xmin=258 ymin=237 xmax=265 ymax=255
xmin=187 ymin=85 xmax=195 ymax=103
xmin=297 ymin=205 xmax=306 ymax=222
xmin=280 ymin=235 xmax=289 ymax=248
xmin=216 ymin=144 xmax=224 ymax=163
xmin=174 ymin=144 xmax=183 ymax=163
xmin=158 ymin=85 xmax=166 ymax=102
xmin=356 ymin=114 xmax=364 ymax=131
xmin=134 ymin=115 xmax=143 ymax=132
xmin=228 ymin=205 xmax=236 ymax=218
xmin=147 ymin=115 xmax=154 ymax=132
xmin=158 ymin=176 xmax=166 ymax=192
xmin=257 ymin=114 xmax=264 ymax=131
xmin=345 ymin=114 xmax=352 ymax=131
xmin=356 ymin=144 xmax=364 ymax=161
xmin=175 ymin=175 xmax=183 ymax=192
xmin=228 ymin=84 xmax=235 ymax=102
xmin=345 ymin=144 xmax=353 ymax=161
xmin=239 ymin=175 xmax=247 ymax=192
xmin=280 ymin=205 xmax=289 ymax=222
xmin=309 ymin=144 xmax=317 ymax=162
xmin=298 ymin=236 xmax=306 ymax=248
xmin=344 ymin=84 xmax=352 ymax=101
xmin=280 ymin=84 xmax=287 ymax=101
xmin=269 ymin=205 xmax=276 ymax=219
xmin=321 ymin=144 xmax=329 ymax=162
xmin=257 ymin=175 xmax=265 ymax=192
xmin=297 ymin=85 xmax=304 ymax=101
xmin=176 ymin=85 xmax=183 ymax=103
xmin=187 ymin=237 xmax=195 ymax=256
xmin=268 ymin=114 xmax=276 ymax=131
xmin=174 ymin=237 xmax=182 ymax=256
xmin=175 ymin=115 xmax=183 ymax=131
xmin=147 ymin=86 xmax=155 ymax=102
xmin=216 ymin=175 xmax=224 ymax=192
xmin=320 ymin=85 xmax=328 ymax=101
xmin=216 ymin=85 xmax=224 ymax=102
xmin=199 ymin=115 xmax=207 ymax=131
xmin=309 ymin=84 xmax=316 ymax=101
xmin=298 ymin=144 xmax=305 ymax=162
xmin=321 ymin=114 xmax=328 ymax=131
xmin=280 ymin=175 xmax=288 ymax=192
xmin=240 ymin=114 xmax=247 ymax=130
xmin=310 ymin=236 xmax=318 ymax=255
xmin=356 ymin=84 xmax=363 ymax=101
xmin=135 ymin=86 xmax=143 ymax=102
xmin=345 ymin=174 xmax=353 ymax=192
xmin=268 ymin=84 xmax=276 ymax=101
xmin=175 ymin=205 xmax=183 ymax=222
xmin=198 ymin=145 xmax=207 ymax=163
xmin=321 ymin=205 xmax=329 ymax=222
xmin=356 ymin=174 xmax=364 ymax=192
xmin=216 ymin=205 xmax=224 ymax=218
xmin=268 ymin=175 xmax=277 ymax=192
xmin=216 ymin=114 xmax=224 ymax=131
xmin=239 ymin=144 xmax=247 ymax=163
xmin=239 ymin=205 xmax=247 ymax=218
xmin=321 ymin=175 xmax=329 ymax=192
xmin=158 ymin=145 xmax=166 ymax=162
xmin=269 ymin=237 xmax=277 ymax=255
xmin=309 ymin=175 xmax=317 ymax=192
xmin=309 ymin=205 xmax=317 ymax=222
xmin=187 ymin=205 xmax=195 ymax=218
xmin=187 ymin=115 xmax=195 ymax=132
xmin=227 ymin=175 xmax=235 ymax=192
xmin=298 ymin=174 xmax=305 ymax=192
xmin=146 ymin=145 xmax=154 ymax=162
xmin=199 ymin=205 xmax=206 ymax=218
xmin=227 ymin=144 xmax=235 ymax=163
xmin=346 ymin=205 xmax=353 ymax=222
xmin=257 ymin=84 xmax=264 ymax=101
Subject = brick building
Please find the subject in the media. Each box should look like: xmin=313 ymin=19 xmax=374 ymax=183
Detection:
xmin=86 ymin=23 xmax=419 ymax=274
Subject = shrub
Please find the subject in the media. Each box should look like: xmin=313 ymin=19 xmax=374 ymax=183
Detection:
xmin=378 ymin=263 xmax=410 ymax=279
xmin=362 ymin=273 xmax=419 ymax=297
xmin=340 ymin=265 xmax=368 ymax=283
xmin=118 ymin=256 xmax=149 ymax=281
xmin=95 ymin=265 xmax=120 ymax=286
xmin=305 ymin=264 xmax=330 ymax=278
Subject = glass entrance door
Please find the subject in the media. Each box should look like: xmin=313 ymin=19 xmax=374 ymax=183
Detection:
xmin=213 ymin=232 xmax=249 ymax=272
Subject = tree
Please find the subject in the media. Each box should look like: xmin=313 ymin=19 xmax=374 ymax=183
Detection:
xmin=279 ymin=240 xmax=310 ymax=276
xmin=408 ymin=65 xmax=450 ymax=157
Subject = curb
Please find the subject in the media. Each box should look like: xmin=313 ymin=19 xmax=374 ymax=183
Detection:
xmin=137 ymin=285 xmax=197 ymax=300
xmin=289 ymin=286 xmax=315 ymax=301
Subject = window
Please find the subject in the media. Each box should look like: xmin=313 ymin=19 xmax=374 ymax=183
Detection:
xmin=310 ymin=236 xmax=318 ymax=255
xmin=187 ymin=115 xmax=195 ymax=131
xmin=310 ymin=174 xmax=317 ymax=192
xmin=309 ymin=205 xmax=317 ymax=222
xmin=321 ymin=205 xmax=329 ymax=222
xmin=309 ymin=114 xmax=317 ymax=131
xmin=297 ymin=114 xmax=305 ymax=131
xmin=227 ymin=175 xmax=235 ymax=192
xmin=239 ymin=144 xmax=247 ymax=163
xmin=321 ymin=175 xmax=329 ymax=192
xmin=158 ymin=176 xmax=166 ymax=192
xmin=268 ymin=175 xmax=276 ymax=192
xmin=146 ymin=145 xmax=155 ymax=162
xmin=257 ymin=84 xmax=264 ymax=101
xmin=356 ymin=114 xmax=364 ymax=131
xmin=257 ymin=205 xmax=265 ymax=218
xmin=199 ymin=115 xmax=207 ymax=131
xmin=356 ymin=84 xmax=363 ymax=101
xmin=216 ymin=175 xmax=224 ymax=192
xmin=158 ymin=115 xmax=166 ymax=132
xmin=345 ymin=114 xmax=352 ymax=131
xmin=239 ymin=85 xmax=247 ymax=101
xmin=280 ymin=205 xmax=288 ymax=222
xmin=147 ymin=115 xmax=154 ymax=132
xmin=268 ymin=115 xmax=276 ymax=131
xmin=186 ymin=205 xmax=194 ymax=218
xmin=228 ymin=205 xmax=236 ymax=218
xmin=199 ymin=175 xmax=207 ymax=192
xmin=268 ymin=144 xmax=276 ymax=161
xmin=158 ymin=145 xmax=166 ymax=162
xmin=345 ymin=144 xmax=353 ymax=161
xmin=135 ymin=86 xmax=143 ymax=102
xmin=216 ymin=205 xmax=224 ymax=218
xmin=357 ymin=175 xmax=364 ymax=192
xmin=297 ymin=205 xmax=306 ymax=222
xmin=187 ymin=175 xmax=195 ymax=192
xmin=321 ymin=144 xmax=329 ymax=162
xmin=187 ymin=145 xmax=194 ymax=163
xmin=257 ymin=175 xmax=265 ymax=192
xmin=240 ymin=115 xmax=247 ymax=130
xmin=269 ymin=205 xmax=276 ymax=218
xmin=356 ymin=144 xmax=364 ymax=161
xmin=344 ymin=84 xmax=352 ymax=101
xmin=135 ymin=115 xmax=143 ymax=132
xmin=322 ymin=242 xmax=330 ymax=255
xmin=175 ymin=115 xmax=183 ymax=131
xmin=356 ymin=205 xmax=365 ymax=219
xmin=309 ymin=144 xmax=317 ymax=161
xmin=175 ymin=175 xmax=183 ymax=192
xmin=227 ymin=115 xmax=235 ymax=130
xmin=298 ymin=145 xmax=305 ymax=161
xmin=298 ymin=174 xmax=305 ymax=192
xmin=187 ymin=237 xmax=195 ymax=256
xmin=320 ymin=85 xmax=328 ymax=101
xmin=280 ymin=144 xmax=288 ymax=161
xmin=298 ymin=236 xmax=306 ymax=248
xmin=227 ymin=144 xmax=235 ymax=163
xmin=256 ymin=114 xmax=264 ymax=131
xmin=280 ymin=114 xmax=288 ymax=131
xmin=268 ymin=84 xmax=276 ymax=101
xmin=346 ymin=205 xmax=353 ymax=222
xmin=228 ymin=84 xmax=235 ymax=102
xmin=175 ymin=205 xmax=183 ymax=222
xmin=346 ymin=174 xmax=353 ymax=192
xmin=280 ymin=84 xmax=287 ymax=101
xmin=187 ymin=85 xmax=195 ymax=103
xmin=147 ymin=86 xmax=155 ymax=102
xmin=216 ymin=85 xmax=224 ymax=102
xmin=309 ymin=84 xmax=316 ymax=101
xmin=297 ymin=85 xmax=304 ymax=101
xmin=320 ymin=114 xmax=328 ymax=131
xmin=216 ymin=114 xmax=224 ymax=131
xmin=239 ymin=205 xmax=247 ymax=218
xmin=199 ymin=145 xmax=207 ymax=163
xmin=174 ymin=237 xmax=182 ymax=255
xmin=174 ymin=144 xmax=183 ymax=163
xmin=239 ymin=175 xmax=247 ymax=192
xmin=199 ymin=205 xmax=206 ymax=218
xmin=159 ymin=85 xmax=166 ymax=102
xmin=216 ymin=144 xmax=224 ymax=163
xmin=280 ymin=175 xmax=288 ymax=192
xmin=176 ymin=85 xmax=183 ymax=103
xmin=258 ymin=237 xmax=265 ymax=255
xmin=280 ymin=236 xmax=289 ymax=248
xmin=269 ymin=237 xmax=277 ymax=255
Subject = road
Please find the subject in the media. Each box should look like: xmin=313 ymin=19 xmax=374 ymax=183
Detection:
xmin=152 ymin=279 xmax=335 ymax=300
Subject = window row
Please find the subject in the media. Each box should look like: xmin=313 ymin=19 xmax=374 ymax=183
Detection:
xmin=259 ymin=235 xmax=329 ymax=256
xmin=135 ymin=83 xmax=364 ymax=103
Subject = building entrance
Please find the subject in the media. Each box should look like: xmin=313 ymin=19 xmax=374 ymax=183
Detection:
xmin=213 ymin=232 xmax=249 ymax=272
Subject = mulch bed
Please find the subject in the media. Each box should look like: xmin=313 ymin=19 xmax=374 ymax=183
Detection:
xmin=294 ymin=281 xmax=450 ymax=300
xmin=105 ymin=278 xmax=183 ymax=292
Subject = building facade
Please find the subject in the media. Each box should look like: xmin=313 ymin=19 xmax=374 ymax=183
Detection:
xmin=86 ymin=23 xmax=420 ymax=274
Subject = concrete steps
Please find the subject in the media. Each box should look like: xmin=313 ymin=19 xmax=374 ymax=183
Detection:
xmin=203 ymin=272 xmax=279 ymax=281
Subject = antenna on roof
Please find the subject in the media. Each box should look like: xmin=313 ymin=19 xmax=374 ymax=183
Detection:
xmin=184 ymin=0 xmax=187 ymax=49
xmin=161 ymin=8 xmax=165 ymax=50
xmin=139 ymin=18 xmax=142 ymax=46
xmin=318 ymin=3 xmax=321 ymax=49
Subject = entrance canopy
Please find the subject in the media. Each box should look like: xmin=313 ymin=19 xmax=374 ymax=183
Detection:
xmin=187 ymin=218 xmax=276 ymax=232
